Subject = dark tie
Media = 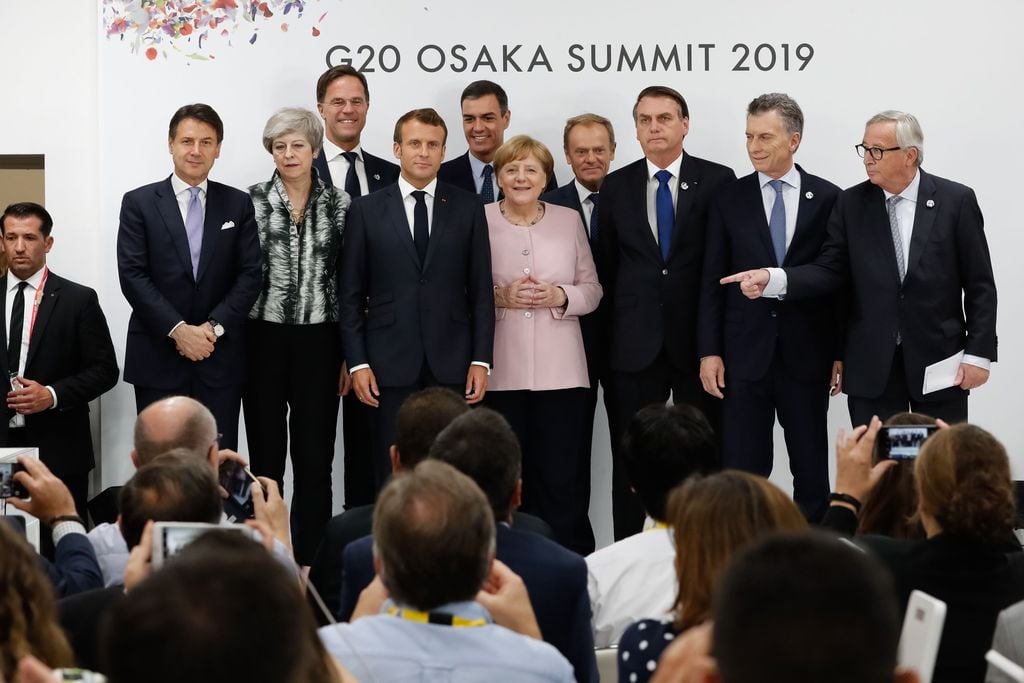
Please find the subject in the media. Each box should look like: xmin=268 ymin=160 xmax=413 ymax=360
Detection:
xmin=411 ymin=190 xmax=429 ymax=265
xmin=655 ymin=170 xmax=674 ymax=261
xmin=768 ymin=179 xmax=787 ymax=266
xmin=8 ymin=281 xmax=28 ymax=374
xmin=341 ymin=151 xmax=361 ymax=198
xmin=480 ymin=164 xmax=495 ymax=204
xmin=588 ymin=193 xmax=600 ymax=241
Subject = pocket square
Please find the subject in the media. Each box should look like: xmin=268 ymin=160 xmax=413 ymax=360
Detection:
xmin=221 ymin=221 xmax=235 ymax=230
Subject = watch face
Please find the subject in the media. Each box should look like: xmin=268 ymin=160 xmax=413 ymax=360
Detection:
xmin=214 ymin=324 xmax=225 ymax=337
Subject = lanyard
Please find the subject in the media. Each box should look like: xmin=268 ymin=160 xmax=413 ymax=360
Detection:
xmin=385 ymin=605 xmax=488 ymax=628
xmin=26 ymin=267 xmax=48 ymax=343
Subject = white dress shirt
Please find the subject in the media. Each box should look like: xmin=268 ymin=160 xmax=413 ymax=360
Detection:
xmin=397 ymin=175 xmax=437 ymax=236
xmin=5 ymin=268 xmax=57 ymax=427
xmin=757 ymin=164 xmax=801 ymax=250
xmin=573 ymin=179 xmax=598 ymax=237
xmin=170 ymin=173 xmax=208 ymax=224
xmin=321 ymin=138 xmax=370 ymax=195
xmin=645 ymin=153 xmax=683 ymax=244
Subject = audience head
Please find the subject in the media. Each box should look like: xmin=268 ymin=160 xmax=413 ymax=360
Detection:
xmin=621 ymin=403 xmax=719 ymax=522
xmin=118 ymin=450 xmax=223 ymax=549
xmin=428 ymin=407 xmax=521 ymax=522
xmin=857 ymin=412 xmax=936 ymax=539
xmin=133 ymin=396 xmax=219 ymax=468
xmin=315 ymin=65 xmax=370 ymax=150
xmin=713 ymin=532 xmax=908 ymax=683
xmin=373 ymin=460 xmax=495 ymax=612
xmin=670 ymin=471 xmax=806 ymax=630
xmin=459 ymin=80 xmax=511 ymax=163
xmin=0 ymin=522 xmax=73 ymax=679
xmin=493 ymin=135 xmax=555 ymax=199
xmin=914 ymin=423 xmax=1015 ymax=543
xmin=102 ymin=530 xmax=338 ymax=683
xmin=392 ymin=387 xmax=469 ymax=470
xmin=562 ymin=113 xmax=616 ymax=192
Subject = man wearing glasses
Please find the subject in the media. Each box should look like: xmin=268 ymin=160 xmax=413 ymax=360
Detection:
xmin=722 ymin=111 xmax=996 ymax=425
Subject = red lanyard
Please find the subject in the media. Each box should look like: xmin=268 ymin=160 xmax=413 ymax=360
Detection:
xmin=19 ymin=267 xmax=48 ymax=344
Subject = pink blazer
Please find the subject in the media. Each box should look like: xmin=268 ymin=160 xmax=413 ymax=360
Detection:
xmin=486 ymin=202 xmax=602 ymax=391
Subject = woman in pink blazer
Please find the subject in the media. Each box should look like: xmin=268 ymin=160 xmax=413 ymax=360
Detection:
xmin=484 ymin=135 xmax=602 ymax=552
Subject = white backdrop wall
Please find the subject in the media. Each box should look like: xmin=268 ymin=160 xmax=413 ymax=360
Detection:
xmin=1 ymin=1 xmax=1020 ymax=548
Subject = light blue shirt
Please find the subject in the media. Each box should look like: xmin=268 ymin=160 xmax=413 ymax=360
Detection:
xmin=467 ymin=153 xmax=493 ymax=195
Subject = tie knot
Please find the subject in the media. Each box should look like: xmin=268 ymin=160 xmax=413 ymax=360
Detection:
xmin=655 ymin=169 xmax=672 ymax=185
xmin=769 ymin=179 xmax=785 ymax=194
xmin=411 ymin=190 xmax=426 ymax=203
xmin=341 ymin=151 xmax=358 ymax=164
xmin=188 ymin=186 xmax=201 ymax=199
xmin=482 ymin=164 xmax=493 ymax=178
xmin=887 ymin=194 xmax=902 ymax=208
xmin=15 ymin=281 xmax=27 ymax=293
xmin=588 ymin=193 xmax=599 ymax=206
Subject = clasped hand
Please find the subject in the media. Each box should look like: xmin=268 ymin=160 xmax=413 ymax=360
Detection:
xmin=495 ymin=275 xmax=567 ymax=309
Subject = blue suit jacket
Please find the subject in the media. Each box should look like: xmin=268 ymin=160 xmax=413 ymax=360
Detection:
xmin=438 ymin=151 xmax=558 ymax=199
xmin=43 ymin=532 xmax=103 ymax=598
xmin=117 ymin=176 xmax=262 ymax=389
xmin=338 ymin=526 xmax=597 ymax=682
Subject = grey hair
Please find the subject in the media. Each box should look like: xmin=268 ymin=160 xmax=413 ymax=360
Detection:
xmin=867 ymin=110 xmax=924 ymax=166
xmin=747 ymin=93 xmax=804 ymax=137
xmin=261 ymin=107 xmax=324 ymax=155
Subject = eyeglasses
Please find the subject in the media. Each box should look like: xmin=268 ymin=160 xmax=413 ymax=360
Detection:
xmin=854 ymin=144 xmax=902 ymax=160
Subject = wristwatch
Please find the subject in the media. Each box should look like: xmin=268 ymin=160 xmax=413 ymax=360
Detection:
xmin=209 ymin=319 xmax=225 ymax=338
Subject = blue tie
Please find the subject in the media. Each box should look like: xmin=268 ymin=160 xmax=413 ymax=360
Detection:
xmin=655 ymin=170 xmax=674 ymax=261
xmin=768 ymin=179 xmax=787 ymax=266
xmin=185 ymin=186 xmax=203 ymax=277
xmin=480 ymin=164 xmax=495 ymax=204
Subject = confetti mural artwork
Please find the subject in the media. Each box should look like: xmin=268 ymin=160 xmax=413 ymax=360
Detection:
xmin=102 ymin=0 xmax=329 ymax=61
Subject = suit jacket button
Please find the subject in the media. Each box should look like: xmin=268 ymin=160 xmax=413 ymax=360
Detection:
xmin=523 ymin=267 xmax=531 ymax=274
xmin=420 ymin=278 xmax=427 ymax=284
xmin=522 ymin=249 xmax=530 ymax=256
xmin=662 ymin=269 xmax=668 ymax=275
xmin=524 ymin=311 xmax=532 ymax=319
xmin=770 ymin=310 xmax=777 ymax=318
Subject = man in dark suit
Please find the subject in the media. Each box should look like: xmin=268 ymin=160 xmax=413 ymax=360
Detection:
xmin=336 ymin=409 xmax=596 ymax=683
xmin=313 ymin=65 xmax=401 ymax=509
xmin=697 ymin=94 xmax=840 ymax=520
xmin=117 ymin=103 xmax=262 ymax=450
xmin=596 ymin=85 xmax=735 ymax=539
xmin=341 ymin=108 xmax=494 ymax=489
xmin=722 ymin=110 xmax=997 ymax=425
xmin=0 ymin=202 xmax=118 ymax=515
xmin=438 ymin=80 xmax=557 ymax=200
xmin=541 ymin=112 xmax=616 ymax=554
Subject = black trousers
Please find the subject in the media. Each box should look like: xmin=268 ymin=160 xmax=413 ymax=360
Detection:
xmin=242 ymin=320 xmax=341 ymax=565
xmin=340 ymin=392 xmax=375 ymax=508
xmin=134 ymin=380 xmax=242 ymax=451
xmin=848 ymin=345 xmax=968 ymax=428
xmin=485 ymin=387 xmax=592 ymax=554
xmin=721 ymin=349 xmax=831 ymax=521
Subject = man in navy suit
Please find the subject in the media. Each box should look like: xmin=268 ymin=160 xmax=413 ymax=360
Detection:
xmin=336 ymin=408 xmax=596 ymax=683
xmin=438 ymin=80 xmax=557 ymax=200
xmin=313 ymin=65 xmax=400 ymax=509
xmin=117 ymin=103 xmax=262 ymax=450
xmin=595 ymin=86 xmax=735 ymax=539
xmin=340 ymin=108 xmax=494 ymax=489
xmin=722 ymin=110 xmax=997 ymax=426
xmin=698 ymin=94 xmax=840 ymax=520
xmin=541 ymin=113 xmax=616 ymax=554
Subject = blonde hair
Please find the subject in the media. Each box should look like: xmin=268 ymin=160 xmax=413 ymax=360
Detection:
xmin=492 ymin=135 xmax=554 ymax=188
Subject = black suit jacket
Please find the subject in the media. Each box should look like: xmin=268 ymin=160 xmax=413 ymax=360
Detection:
xmin=59 ymin=585 xmax=125 ymax=673
xmin=312 ymin=148 xmax=400 ymax=194
xmin=339 ymin=181 xmax=495 ymax=387
xmin=438 ymin=151 xmax=559 ymax=199
xmin=698 ymin=167 xmax=840 ymax=382
xmin=0 ymin=272 xmax=118 ymax=475
xmin=117 ymin=176 xmax=262 ymax=389
xmin=785 ymin=170 xmax=997 ymax=402
xmin=338 ymin=527 xmax=597 ymax=682
xmin=596 ymin=153 xmax=736 ymax=374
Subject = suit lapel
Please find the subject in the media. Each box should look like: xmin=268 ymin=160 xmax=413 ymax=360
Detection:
xmin=669 ymin=153 xmax=702 ymax=261
xmin=740 ymin=173 xmax=779 ymax=266
xmin=633 ymin=161 xmax=663 ymax=260
xmin=864 ymin=184 xmax=903 ymax=286
xmin=423 ymin=184 xmax=449 ymax=272
xmin=0 ymin=280 xmax=8 ymax=377
xmin=313 ymin=152 xmax=333 ymax=187
xmin=196 ymin=182 xmax=224 ymax=283
xmin=385 ymin=185 xmax=422 ymax=268
xmin=906 ymin=170 xmax=937 ymax=280
xmin=787 ymin=166 xmax=818 ymax=266
xmin=24 ymin=272 xmax=59 ymax=371
xmin=156 ymin=177 xmax=195 ymax=281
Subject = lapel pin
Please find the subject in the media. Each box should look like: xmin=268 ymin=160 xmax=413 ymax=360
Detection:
xmin=680 ymin=182 xmax=689 ymax=190
xmin=805 ymin=191 xmax=814 ymax=199
xmin=926 ymin=199 xmax=935 ymax=208
xmin=373 ymin=173 xmax=381 ymax=180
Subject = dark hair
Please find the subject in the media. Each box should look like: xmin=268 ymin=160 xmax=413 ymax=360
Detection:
xmin=315 ymin=65 xmax=369 ymax=103
xmin=168 ymin=103 xmax=224 ymax=142
xmin=620 ymin=403 xmax=718 ymax=521
xmin=1 ymin=202 xmax=54 ymax=237
xmin=133 ymin=396 xmax=218 ymax=466
xmin=428 ymin=408 xmax=521 ymax=521
xmin=394 ymin=387 xmax=469 ymax=468
xmin=373 ymin=460 xmax=495 ymax=611
xmin=393 ymin=108 xmax=448 ymax=145
xmin=101 ymin=531 xmax=337 ymax=683
xmin=632 ymin=85 xmax=689 ymax=121
xmin=460 ymin=80 xmax=508 ymax=114
xmin=857 ymin=412 xmax=936 ymax=539
xmin=747 ymin=92 xmax=804 ymax=137
xmin=118 ymin=450 xmax=223 ymax=549
xmin=713 ymin=532 xmax=900 ymax=683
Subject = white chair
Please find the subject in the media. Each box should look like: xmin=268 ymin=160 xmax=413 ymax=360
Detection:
xmin=897 ymin=590 xmax=947 ymax=683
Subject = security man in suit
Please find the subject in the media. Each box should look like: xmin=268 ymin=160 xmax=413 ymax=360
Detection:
xmin=697 ymin=94 xmax=840 ymax=520
xmin=117 ymin=103 xmax=262 ymax=450
xmin=340 ymin=108 xmax=495 ymax=490
xmin=596 ymin=86 xmax=736 ymax=539
xmin=722 ymin=110 xmax=997 ymax=426
xmin=313 ymin=65 xmax=401 ymax=508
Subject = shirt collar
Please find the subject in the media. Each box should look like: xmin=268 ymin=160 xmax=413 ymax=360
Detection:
xmin=7 ymin=265 xmax=46 ymax=293
xmin=398 ymin=175 xmax=438 ymax=200
xmin=321 ymin=137 xmax=362 ymax=163
xmin=170 ymin=173 xmax=208 ymax=197
xmin=883 ymin=169 xmax=921 ymax=203
xmin=382 ymin=598 xmax=493 ymax=624
xmin=757 ymin=164 xmax=801 ymax=190
xmin=645 ymin=151 xmax=684 ymax=180
xmin=573 ymin=178 xmax=599 ymax=205
xmin=467 ymin=152 xmax=492 ymax=179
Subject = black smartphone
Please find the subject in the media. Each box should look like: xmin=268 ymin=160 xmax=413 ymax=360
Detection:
xmin=0 ymin=462 xmax=29 ymax=499
xmin=876 ymin=425 xmax=938 ymax=461
xmin=218 ymin=460 xmax=257 ymax=521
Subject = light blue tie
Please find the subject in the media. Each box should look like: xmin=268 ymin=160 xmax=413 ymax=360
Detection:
xmin=768 ymin=179 xmax=787 ymax=266
xmin=185 ymin=186 xmax=203 ymax=277
xmin=655 ymin=170 xmax=674 ymax=262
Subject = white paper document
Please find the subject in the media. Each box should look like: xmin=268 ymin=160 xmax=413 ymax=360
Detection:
xmin=922 ymin=350 xmax=964 ymax=394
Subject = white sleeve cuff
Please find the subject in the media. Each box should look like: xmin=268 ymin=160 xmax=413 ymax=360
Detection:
xmin=762 ymin=268 xmax=788 ymax=299
xmin=961 ymin=354 xmax=991 ymax=371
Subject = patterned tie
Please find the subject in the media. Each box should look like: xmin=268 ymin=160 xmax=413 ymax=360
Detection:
xmin=655 ymin=170 xmax=674 ymax=261
xmin=768 ymin=179 xmax=787 ymax=266
xmin=588 ymin=193 xmax=600 ymax=241
xmin=480 ymin=164 xmax=495 ymax=204
xmin=185 ymin=186 xmax=204 ymax=278
xmin=411 ymin=190 xmax=429 ymax=265
xmin=887 ymin=195 xmax=906 ymax=281
xmin=7 ymin=281 xmax=27 ymax=374
xmin=341 ymin=151 xmax=361 ymax=198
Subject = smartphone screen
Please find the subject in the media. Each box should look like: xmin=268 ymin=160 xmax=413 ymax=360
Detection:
xmin=877 ymin=425 xmax=938 ymax=461
xmin=1 ymin=515 xmax=27 ymax=537
xmin=161 ymin=524 xmax=210 ymax=559
xmin=218 ymin=460 xmax=256 ymax=521
xmin=0 ymin=462 xmax=29 ymax=499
